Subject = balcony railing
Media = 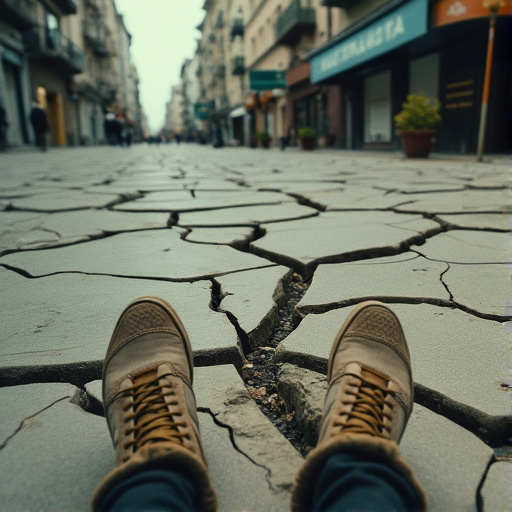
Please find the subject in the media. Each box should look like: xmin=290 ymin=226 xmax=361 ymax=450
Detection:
xmin=232 ymin=56 xmax=245 ymax=76
xmin=0 ymin=0 xmax=37 ymax=30
xmin=83 ymin=19 xmax=109 ymax=56
xmin=275 ymin=0 xmax=316 ymax=45
xmin=230 ymin=17 xmax=244 ymax=40
xmin=321 ymin=0 xmax=357 ymax=7
xmin=215 ymin=64 xmax=226 ymax=78
xmin=53 ymin=0 xmax=77 ymax=14
xmin=24 ymin=26 xmax=84 ymax=74
xmin=215 ymin=10 xmax=224 ymax=29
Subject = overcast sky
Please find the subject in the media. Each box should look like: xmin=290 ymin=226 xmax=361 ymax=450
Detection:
xmin=115 ymin=0 xmax=204 ymax=133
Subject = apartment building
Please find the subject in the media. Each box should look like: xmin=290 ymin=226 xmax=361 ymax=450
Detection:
xmin=0 ymin=0 xmax=143 ymax=148
xmin=176 ymin=0 xmax=511 ymax=154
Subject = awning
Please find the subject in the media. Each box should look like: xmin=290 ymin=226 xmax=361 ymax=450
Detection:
xmin=310 ymin=0 xmax=428 ymax=83
xmin=249 ymin=70 xmax=287 ymax=90
xmin=229 ymin=107 xmax=246 ymax=118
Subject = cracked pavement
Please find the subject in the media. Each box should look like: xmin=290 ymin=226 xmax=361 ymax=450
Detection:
xmin=0 ymin=145 xmax=511 ymax=511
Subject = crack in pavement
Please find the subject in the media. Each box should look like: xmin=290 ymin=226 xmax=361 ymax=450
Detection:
xmin=197 ymin=406 xmax=274 ymax=491
xmin=0 ymin=396 xmax=71 ymax=451
xmin=296 ymin=296 xmax=511 ymax=322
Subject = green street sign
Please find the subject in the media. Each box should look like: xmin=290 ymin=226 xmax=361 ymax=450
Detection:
xmin=194 ymin=102 xmax=210 ymax=119
xmin=249 ymin=70 xmax=286 ymax=90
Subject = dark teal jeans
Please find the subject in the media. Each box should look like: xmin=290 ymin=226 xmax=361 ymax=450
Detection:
xmin=98 ymin=453 xmax=422 ymax=512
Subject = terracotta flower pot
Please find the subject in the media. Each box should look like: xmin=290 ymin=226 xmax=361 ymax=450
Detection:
xmin=300 ymin=138 xmax=315 ymax=151
xmin=398 ymin=130 xmax=436 ymax=158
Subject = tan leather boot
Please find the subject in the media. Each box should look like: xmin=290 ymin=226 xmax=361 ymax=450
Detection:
xmin=91 ymin=296 xmax=217 ymax=512
xmin=291 ymin=301 xmax=427 ymax=512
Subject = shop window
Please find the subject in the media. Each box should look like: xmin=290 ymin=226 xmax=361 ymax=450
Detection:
xmin=410 ymin=53 xmax=439 ymax=101
xmin=364 ymin=70 xmax=391 ymax=144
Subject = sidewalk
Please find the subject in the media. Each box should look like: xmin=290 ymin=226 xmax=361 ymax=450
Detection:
xmin=0 ymin=144 xmax=510 ymax=511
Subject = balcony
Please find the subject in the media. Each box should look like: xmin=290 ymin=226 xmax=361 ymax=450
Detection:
xmin=208 ymin=32 xmax=216 ymax=43
xmin=215 ymin=10 xmax=224 ymax=29
xmin=275 ymin=0 xmax=316 ymax=45
xmin=230 ymin=17 xmax=244 ymax=40
xmin=215 ymin=64 xmax=226 ymax=78
xmin=232 ymin=56 xmax=244 ymax=76
xmin=0 ymin=0 xmax=37 ymax=30
xmin=96 ymin=78 xmax=116 ymax=103
xmin=53 ymin=0 xmax=77 ymax=14
xmin=84 ymin=0 xmax=102 ymax=13
xmin=321 ymin=0 xmax=357 ymax=7
xmin=24 ymin=26 xmax=84 ymax=74
xmin=83 ymin=19 xmax=109 ymax=56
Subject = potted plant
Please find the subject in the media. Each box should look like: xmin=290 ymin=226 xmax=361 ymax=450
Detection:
xmin=394 ymin=92 xmax=441 ymax=158
xmin=256 ymin=130 xmax=272 ymax=148
xmin=298 ymin=127 xmax=316 ymax=150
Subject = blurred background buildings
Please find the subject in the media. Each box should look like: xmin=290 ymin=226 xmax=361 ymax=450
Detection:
xmin=1 ymin=0 xmax=510 ymax=154
xmin=0 ymin=0 xmax=148 ymax=147
xmin=167 ymin=0 xmax=511 ymax=154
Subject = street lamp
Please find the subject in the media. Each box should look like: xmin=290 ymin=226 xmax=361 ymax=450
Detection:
xmin=476 ymin=0 xmax=505 ymax=161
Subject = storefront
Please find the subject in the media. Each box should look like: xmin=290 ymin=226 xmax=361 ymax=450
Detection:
xmin=309 ymin=0 xmax=511 ymax=154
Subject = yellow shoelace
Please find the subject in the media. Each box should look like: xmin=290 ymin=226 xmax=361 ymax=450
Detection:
xmin=336 ymin=377 xmax=393 ymax=438
xmin=123 ymin=374 xmax=187 ymax=453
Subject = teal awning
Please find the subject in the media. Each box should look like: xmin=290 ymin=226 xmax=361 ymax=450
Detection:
xmin=311 ymin=0 xmax=428 ymax=83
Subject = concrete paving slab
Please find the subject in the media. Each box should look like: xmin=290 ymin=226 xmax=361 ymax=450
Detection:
xmin=0 ymin=383 xmax=114 ymax=512
xmin=443 ymin=263 xmax=510 ymax=317
xmin=297 ymin=254 xmax=449 ymax=311
xmin=412 ymin=231 xmax=510 ymax=263
xmin=480 ymin=461 xmax=512 ymax=512
xmin=184 ymin=226 xmax=255 ymax=245
xmin=299 ymin=185 xmax=413 ymax=210
xmin=178 ymin=202 xmax=319 ymax=226
xmin=398 ymin=404 xmax=495 ymax=512
xmin=394 ymin=189 xmax=510 ymax=214
xmin=436 ymin=213 xmax=511 ymax=231
xmin=0 ymin=229 xmax=275 ymax=280
xmin=0 ymin=210 xmax=170 ymax=251
xmin=252 ymin=211 xmax=439 ymax=265
xmin=114 ymin=189 xmax=292 ymax=212
xmin=275 ymin=304 xmax=509 ymax=415
xmin=0 ymin=269 xmax=236 ymax=368
xmin=217 ymin=266 xmax=290 ymax=342
xmin=7 ymin=190 xmax=122 ymax=212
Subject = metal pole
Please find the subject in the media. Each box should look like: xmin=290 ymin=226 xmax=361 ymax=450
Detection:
xmin=476 ymin=10 xmax=497 ymax=162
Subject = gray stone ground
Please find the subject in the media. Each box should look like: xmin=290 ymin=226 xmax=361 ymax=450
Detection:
xmin=0 ymin=145 xmax=511 ymax=511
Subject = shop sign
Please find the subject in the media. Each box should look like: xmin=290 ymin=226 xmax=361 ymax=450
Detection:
xmin=249 ymin=70 xmax=287 ymax=90
xmin=433 ymin=0 xmax=512 ymax=27
xmin=194 ymin=102 xmax=210 ymax=120
xmin=444 ymin=78 xmax=475 ymax=110
xmin=311 ymin=0 xmax=428 ymax=83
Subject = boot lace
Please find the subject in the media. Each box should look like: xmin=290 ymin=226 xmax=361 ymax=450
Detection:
xmin=123 ymin=373 xmax=188 ymax=455
xmin=336 ymin=376 xmax=394 ymax=439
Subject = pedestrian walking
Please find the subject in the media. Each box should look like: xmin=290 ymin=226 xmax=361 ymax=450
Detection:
xmin=0 ymin=98 xmax=8 ymax=151
xmin=29 ymin=99 xmax=49 ymax=151
xmin=91 ymin=298 xmax=426 ymax=512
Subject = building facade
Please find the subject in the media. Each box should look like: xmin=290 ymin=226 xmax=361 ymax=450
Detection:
xmin=0 ymin=0 xmax=143 ymax=148
xmin=311 ymin=0 xmax=511 ymax=153
xmin=174 ymin=0 xmax=511 ymax=154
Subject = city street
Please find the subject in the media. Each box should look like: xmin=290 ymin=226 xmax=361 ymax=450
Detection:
xmin=0 ymin=144 xmax=510 ymax=511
